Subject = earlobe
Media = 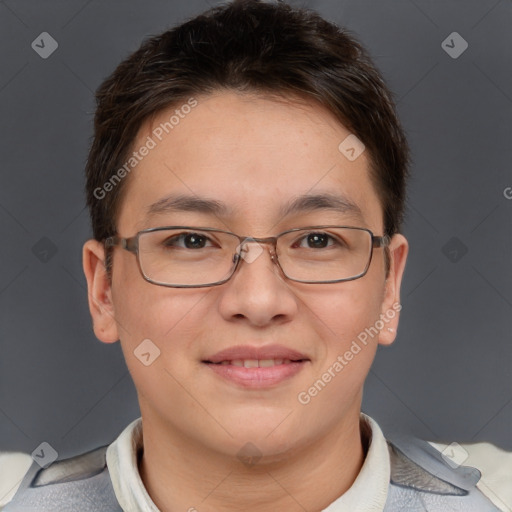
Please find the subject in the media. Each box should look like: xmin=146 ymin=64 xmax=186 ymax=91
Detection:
xmin=378 ymin=234 xmax=408 ymax=346
xmin=82 ymin=239 xmax=119 ymax=344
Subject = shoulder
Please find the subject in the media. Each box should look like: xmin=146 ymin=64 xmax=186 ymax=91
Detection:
xmin=384 ymin=433 xmax=512 ymax=511
xmin=1 ymin=445 xmax=122 ymax=511
xmin=428 ymin=440 xmax=512 ymax=512
xmin=0 ymin=452 xmax=33 ymax=509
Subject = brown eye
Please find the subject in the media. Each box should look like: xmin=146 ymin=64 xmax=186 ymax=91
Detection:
xmin=163 ymin=232 xmax=213 ymax=249
xmin=293 ymin=232 xmax=342 ymax=249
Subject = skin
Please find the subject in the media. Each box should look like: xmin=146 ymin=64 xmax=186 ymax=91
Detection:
xmin=83 ymin=90 xmax=408 ymax=512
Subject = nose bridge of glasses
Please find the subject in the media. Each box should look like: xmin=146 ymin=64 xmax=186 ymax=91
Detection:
xmin=235 ymin=236 xmax=278 ymax=265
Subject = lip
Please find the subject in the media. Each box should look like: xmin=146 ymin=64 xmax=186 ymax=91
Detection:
xmin=204 ymin=344 xmax=309 ymax=364
xmin=202 ymin=344 xmax=310 ymax=389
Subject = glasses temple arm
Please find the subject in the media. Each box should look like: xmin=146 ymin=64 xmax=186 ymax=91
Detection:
xmin=372 ymin=234 xmax=391 ymax=248
xmin=104 ymin=236 xmax=138 ymax=253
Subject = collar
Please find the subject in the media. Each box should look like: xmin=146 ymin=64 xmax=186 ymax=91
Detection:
xmin=322 ymin=413 xmax=390 ymax=511
xmin=106 ymin=413 xmax=390 ymax=512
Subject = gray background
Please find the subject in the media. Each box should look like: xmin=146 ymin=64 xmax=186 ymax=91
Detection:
xmin=0 ymin=0 xmax=511 ymax=460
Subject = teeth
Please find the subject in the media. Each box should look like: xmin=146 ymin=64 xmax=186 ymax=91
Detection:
xmin=216 ymin=359 xmax=295 ymax=367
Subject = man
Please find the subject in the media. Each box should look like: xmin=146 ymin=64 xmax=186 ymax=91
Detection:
xmin=3 ymin=0 xmax=511 ymax=510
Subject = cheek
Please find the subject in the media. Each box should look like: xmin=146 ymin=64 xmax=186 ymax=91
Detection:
xmin=328 ymin=298 xmax=381 ymax=373
xmin=111 ymin=249 xmax=204 ymax=339
xmin=304 ymin=278 xmax=385 ymax=385
xmin=111 ymin=274 xmax=210 ymax=372
xmin=111 ymin=287 xmax=210 ymax=411
xmin=305 ymin=274 xmax=385 ymax=345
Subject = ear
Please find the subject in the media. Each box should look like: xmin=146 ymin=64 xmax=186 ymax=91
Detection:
xmin=82 ymin=239 xmax=119 ymax=344
xmin=378 ymin=233 xmax=408 ymax=346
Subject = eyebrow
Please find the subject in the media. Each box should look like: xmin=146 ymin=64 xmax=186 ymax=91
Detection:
xmin=278 ymin=192 xmax=363 ymax=219
xmin=146 ymin=194 xmax=233 ymax=218
xmin=145 ymin=192 xmax=363 ymax=222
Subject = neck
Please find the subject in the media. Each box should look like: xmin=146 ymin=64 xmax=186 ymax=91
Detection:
xmin=138 ymin=408 xmax=367 ymax=512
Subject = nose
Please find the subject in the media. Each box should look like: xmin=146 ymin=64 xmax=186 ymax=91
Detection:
xmin=217 ymin=240 xmax=297 ymax=327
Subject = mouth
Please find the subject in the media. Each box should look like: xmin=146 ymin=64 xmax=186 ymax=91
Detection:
xmin=205 ymin=358 xmax=307 ymax=367
xmin=202 ymin=345 xmax=310 ymax=388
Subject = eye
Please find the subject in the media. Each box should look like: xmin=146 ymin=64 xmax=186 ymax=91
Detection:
xmin=293 ymin=232 xmax=342 ymax=249
xmin=162 ymin=232 xmax=215 ymax=250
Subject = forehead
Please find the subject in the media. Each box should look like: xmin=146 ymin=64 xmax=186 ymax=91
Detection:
xmin=117 ymin=91 xmax=382 ymax=234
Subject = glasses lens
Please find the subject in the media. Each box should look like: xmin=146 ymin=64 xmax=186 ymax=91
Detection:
xmin=277 ymin=227 xmax=372 ymax=282
xmin=138 ymin=228 xmax=239 ymax=286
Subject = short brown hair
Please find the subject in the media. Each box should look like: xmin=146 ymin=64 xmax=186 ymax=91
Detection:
xmin=86 ymin=0 xmax=409 ymax=254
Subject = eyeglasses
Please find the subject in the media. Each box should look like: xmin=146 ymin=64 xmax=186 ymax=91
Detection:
xmin=105 ymin=226 xmax=389 ymax=288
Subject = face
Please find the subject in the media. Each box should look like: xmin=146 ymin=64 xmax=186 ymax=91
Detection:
xmin=83 ymin=90 xmax=408 ymax=462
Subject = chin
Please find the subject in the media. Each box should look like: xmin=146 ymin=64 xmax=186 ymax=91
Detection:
xmin=217 ymin=433 xmax=302 ymax=466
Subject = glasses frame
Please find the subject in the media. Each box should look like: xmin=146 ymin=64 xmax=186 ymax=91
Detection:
xmin=105 ymin=225 xmax=390 ymax=288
